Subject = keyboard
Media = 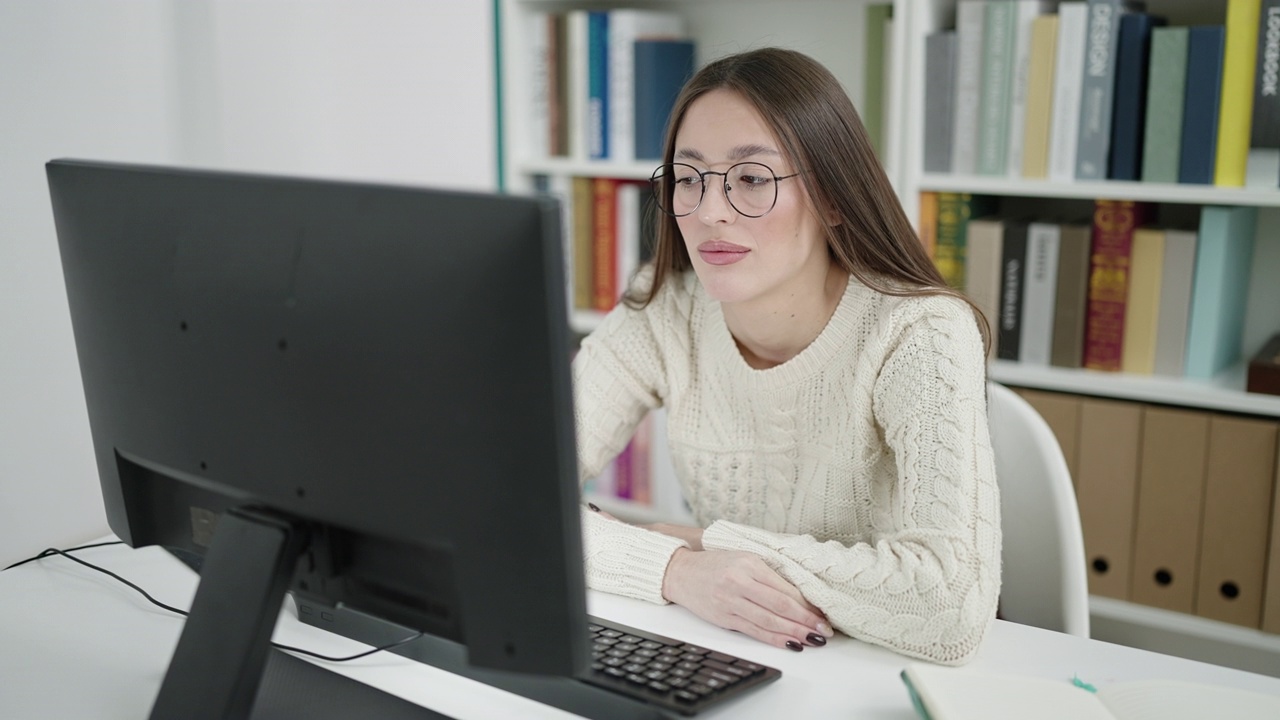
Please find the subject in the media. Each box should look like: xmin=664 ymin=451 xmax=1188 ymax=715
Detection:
xmin=582 ymin=616 xmax=782 ymax=716
xmin=296 ymin=599 xmax=782 ymax=719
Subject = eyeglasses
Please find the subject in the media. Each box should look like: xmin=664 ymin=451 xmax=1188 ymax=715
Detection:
xmin=649 ymin=162 xmax=800 ymax=218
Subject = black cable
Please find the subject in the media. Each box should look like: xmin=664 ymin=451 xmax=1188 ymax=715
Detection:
xmin=3 ymin=542 xmax=423 ymax=663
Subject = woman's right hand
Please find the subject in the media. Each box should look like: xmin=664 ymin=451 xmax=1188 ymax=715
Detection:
xmin=660 ymin=547 xmax=833 ymax=651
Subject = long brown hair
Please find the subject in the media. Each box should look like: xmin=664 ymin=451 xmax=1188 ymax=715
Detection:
xmin=624 ymin=47 xmax=990 ymax=352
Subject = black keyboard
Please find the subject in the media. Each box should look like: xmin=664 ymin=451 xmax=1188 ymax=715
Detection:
xmin=581 ymin=616 xmax=782 ymax=716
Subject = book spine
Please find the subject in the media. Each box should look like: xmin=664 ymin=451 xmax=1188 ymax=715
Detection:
xmin=1215 ymin=0 xmax=1263 ymax=187
xmin=918 ymin=191 xmax=939 ymax=260
xmin=951 ymin=1 xmax=987 ymax=175
xmin=1140 ymin=27 xmax=1190 ymax=183
xmin=571 ymin=176 xmax=594 ymax=310
xmin=1021 ymin=14 xmax=1059 ymax=179
xmin=1005 ymin=1 xmax=1052 ymax=178
xmin=549 ymin=14 xmax=569 ymax=157
xmin=978 ymin=0 xmax=1016 ymax=176
xmin=1019 ymin=222 xmax=1061 ymax=365
xmin=1108 ymin=13 xmax=1165 ymax=180
xmin=586 ymin=11 xmax=609 ymax=160
xmin=1051 ymin=222 xmax=1093 ymax=368
xmin=997 ymin=220 xmax=1028 ymax=361
xmin=633 ymin=40 xmax=695 ymax=160
xmin=1083 ymin=200 xmax=1152 ymax=371
xmin=934 ymin=192 xmax=997 ymax=289
xmin=1179 ymin=26 xmax=1227 ymax=184
xmin=567 ymin=10 xmax=591 ymax=161
xmin=591 ymin=177 xmax=619 ymax=311
xmin=1075 ymin=0 xmax=1130 ymax=181
xmin=924 ymin=31 xmax=957 ymax=173
xmin=1184 ymin=205 xmax=1259 ymax=378
xmin=615 ymin=182 xmax=640 ymax=298
xmin=525 ymin=12 xmax=552 ymax=160
xmin=1152 ymin=229 xmax=1198 ymax=377
xmin=1247 ymin=0 xmax=1280 ymax=186
xmin=1119 ymin=228 xmax=1165 ymax=375
xmin=964 ymin=218 xmax=1006 ymax=356
xmin=1050 ymin=3 xmax=1089 ymax=182
xmin=607 ymin=10 xmax=685 ymax=166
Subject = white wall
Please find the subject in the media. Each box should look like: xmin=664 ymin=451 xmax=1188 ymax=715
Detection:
xmin=0 ymin=0 xmax=495 ymax=568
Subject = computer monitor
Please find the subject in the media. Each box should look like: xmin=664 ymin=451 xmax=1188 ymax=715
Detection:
xmin=46 ymin=159 xmax=588 ymax=719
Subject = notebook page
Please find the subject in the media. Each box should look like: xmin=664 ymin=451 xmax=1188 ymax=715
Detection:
xmin=1099 ymin=680 xmax=1280 ymax=720
xmin=902 ymin=664 xmax=1114 ymax=720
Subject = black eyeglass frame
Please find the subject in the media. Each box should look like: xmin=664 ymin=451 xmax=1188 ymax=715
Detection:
xmin=649 ymin=162 xmax=801 ymax=219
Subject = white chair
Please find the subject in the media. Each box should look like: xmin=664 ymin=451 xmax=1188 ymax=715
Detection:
xmin=987 ymin=381 xmax=1091 ymax=638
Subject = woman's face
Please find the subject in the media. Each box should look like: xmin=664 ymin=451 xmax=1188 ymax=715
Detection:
xmin=673 ymin=89 xmax=830 ymax=307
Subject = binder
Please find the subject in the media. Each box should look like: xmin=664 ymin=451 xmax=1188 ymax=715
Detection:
xmin=1263 ymin=440 xmax=1280 ymax=634
xmin=1016 ymin=389 xmax=1082 ymax=485
xmin=1196 ymin=416 xmax=1278 ymax=628
xmin=1076 ymin=398 xmax=1143 ymax=599
xmin=1130 ymin=407 xmax=1210 ymax=614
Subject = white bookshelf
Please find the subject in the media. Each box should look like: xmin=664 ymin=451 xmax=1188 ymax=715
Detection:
xmin=497 ymin=0 xmax=1280 ymax=674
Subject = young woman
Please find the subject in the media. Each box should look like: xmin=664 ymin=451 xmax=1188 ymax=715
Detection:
xmin=572 ymin=47 xmax=1000 ymax=666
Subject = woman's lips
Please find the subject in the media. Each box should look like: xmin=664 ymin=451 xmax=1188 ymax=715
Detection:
xmin=697 ymin=241 xmax=750 ymax=266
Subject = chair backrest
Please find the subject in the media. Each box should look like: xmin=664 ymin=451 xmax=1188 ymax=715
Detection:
xmin=987 ymin=381 xmax=1090 ymax=638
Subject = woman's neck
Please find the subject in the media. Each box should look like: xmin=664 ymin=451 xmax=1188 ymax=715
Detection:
xmin=722 ymin=264 xmax=850 ymax=370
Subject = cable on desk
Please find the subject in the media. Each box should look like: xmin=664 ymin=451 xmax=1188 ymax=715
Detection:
xmin=2 ymin=542 xmax=424 ymax=663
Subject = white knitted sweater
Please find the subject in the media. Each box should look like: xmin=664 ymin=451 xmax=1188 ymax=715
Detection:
xmin=572 ymin=270 xmax=1001 ymax=665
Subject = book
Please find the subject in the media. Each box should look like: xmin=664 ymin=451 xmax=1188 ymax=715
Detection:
xmin=606 ymin=10 xmax=685 ymax=164
xmin=571 ymin=176 xmax=595 ymax=310
xmin=1021 ymin=14 xmax=1060 ymax=178
xmin=863 ymin=3 xmax=894 ymax=159
xmin=1075 ymin=0 xmax=1143 ymax=181
xmin=951 ymin=1 xmax=987 ymax=175
xmin=1005 ymin=1 xmax=1056 ymax=177
xmin=1215 ymin=0 xmax=1263 ymax=187
xmin=997 ymin=220 xmax=1029 ymax=361
xmin=1179 ymin=26 xmax=1226 ymax=184
xmin=1119 ymin=227 xmax=1164 ymax=374
xmin=1019 ymin=222 xmax=1061 ymax=365
xmin=591 ymin=177 xmax=620 ymax=311
xmin=567 ymin=10 xmax=591 ymax=161
xmin=1247 ymin=333 xmax=1280 ymax=395
xmin=965 ymin=218 xmax=1007 ymax=357
xmin=548 ymin=14 xmax=570 ymax=157
xmin=924 ymin=31 xmax=958 ymax=173
xmin=1049 ymin=2 xmax=1090 ymax=182
xmin=1151 ymin=229 xmax=1197 ymax=376
xmin=1184 ymin=205 xmax=1258 ymax=379
xmin=524 ymin=12 xmax=553 ymax=160
xmin=615 ymin=182 xmax=641 ymax=299
xmin=918 ymin=191 xmax=939 ymax=259
xmin=1082 ymin=200 xmax=1154 ymax=372
xmin=900 ymin=662 xmax=1280 ymax=720
xmin=978 ymin=0 xmax=1017 ymax=176
xmin=1246 ymin=0 xmax=1280 ymax=187
xmin=1108 ymin=13 xmax=1166 ymax=180
xmin=586 ymin=11 xmax=610 ymax=160
xmin=633 ymin=39 xmax=695 ymax=160
xmin=1050 ymin=222 xmax=1093 ymax=368
xmin=934 ymin=193 xmax=998 ymax=289
xmin=1140 ymin=27 xmax=1190 ymax=183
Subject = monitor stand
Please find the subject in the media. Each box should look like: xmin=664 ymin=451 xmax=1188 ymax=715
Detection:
xmin=148 ymin=507 xmax=452 ymax=720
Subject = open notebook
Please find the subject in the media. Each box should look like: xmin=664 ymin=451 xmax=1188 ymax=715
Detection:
xmin=901 ymin=663 xmax=1280 ymax=720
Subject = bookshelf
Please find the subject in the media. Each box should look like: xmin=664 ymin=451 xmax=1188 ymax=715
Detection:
xmin=496 ymin=0 xmax=1280 ymax=675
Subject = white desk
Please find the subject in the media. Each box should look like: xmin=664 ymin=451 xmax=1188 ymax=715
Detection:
xmin=3 ymin=541 xmax=1280 ymax=719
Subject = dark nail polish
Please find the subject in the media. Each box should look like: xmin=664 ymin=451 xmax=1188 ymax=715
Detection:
xmin=785 ymin=640 xmax=803 ymax=652
xmin=587 ymin=502 xmax=600 ymax=512
xmin=806 ymin=633 xmax=827 ymax=646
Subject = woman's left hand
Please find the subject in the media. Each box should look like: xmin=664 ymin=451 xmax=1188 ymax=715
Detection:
xmin=640 ymin=523 xmax=704 ymax=551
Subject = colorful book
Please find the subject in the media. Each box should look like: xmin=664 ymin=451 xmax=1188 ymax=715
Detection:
xmin=606 ymin=9 xmax=685 ymax=164
xmin=1141 ymin=27 xmax=1190 ymax=183
xmin=951 ymin=1 xmax=987 ymax=175
xmin=1049 ymin=2 xmax=1090 ymax=182
xmin=977 ymin=0 xmax=1017 ymax=176
xmin=1108 ymin=13 xmax=1166 ymax=180
xmin=586 ymin=11 xmax=610 ymax=160
xmin=919 ymin=191 xmax=940 ymax=259
xmin=924 ymin=31 xmax=958 ymax=173
xmin=1179 ymin=26 xmax=1226 ymax=184
xmin=1050 ymin=222 xmax=1093 ymax=369
xmin=1082 ymin=200 xmax=1155 ymax=372
xmin=571 ymin=176 xmax=595 ymax=310
xmin=1247 ymin=0 xmax=1280 ymax=187
xmin=934 ymin=193 xmax=998 ymax=289
xmin=1075 ymin=0 xmax=1142 ymax=181
xmin=591 ymin=177 xmax=620 ymax=311
xmin=1152 ymin=228 xmax=1198 ymax=377
xmin=1215 ymin=0 xmax=1263 ymax=187
xmin=633 ymin=39 xmax=695 ymax=160
xmin=1021 ymin=14 xmax=1060 ymax=179
xmin=1120 ymin=228 xmax=1166 ymax=374
xmin=997 ymin=220 xmax=1029 ymax=361
xmin=1184 ymin=205 xmax=1259 ymax=379
xmin=1019 ymin=222 xmax=1062 ymax=365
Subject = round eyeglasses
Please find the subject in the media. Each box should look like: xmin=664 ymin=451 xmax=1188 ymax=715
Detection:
xmin=649 ymin=162 xmax=800 ymax=218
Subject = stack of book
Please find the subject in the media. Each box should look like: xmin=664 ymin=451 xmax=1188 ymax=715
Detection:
xmin=923 ymin=0 xmax=1280 ymax=188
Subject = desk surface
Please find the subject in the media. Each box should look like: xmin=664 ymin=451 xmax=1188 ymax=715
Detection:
xmin=3 ymin=541 xmax=1280 ymax=719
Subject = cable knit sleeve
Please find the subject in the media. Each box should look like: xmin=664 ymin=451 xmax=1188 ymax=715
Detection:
xmin=700 ymin=298 xmax=1001 ymax=665
xmin=572 ymin=289 xmax=689 ymax=605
